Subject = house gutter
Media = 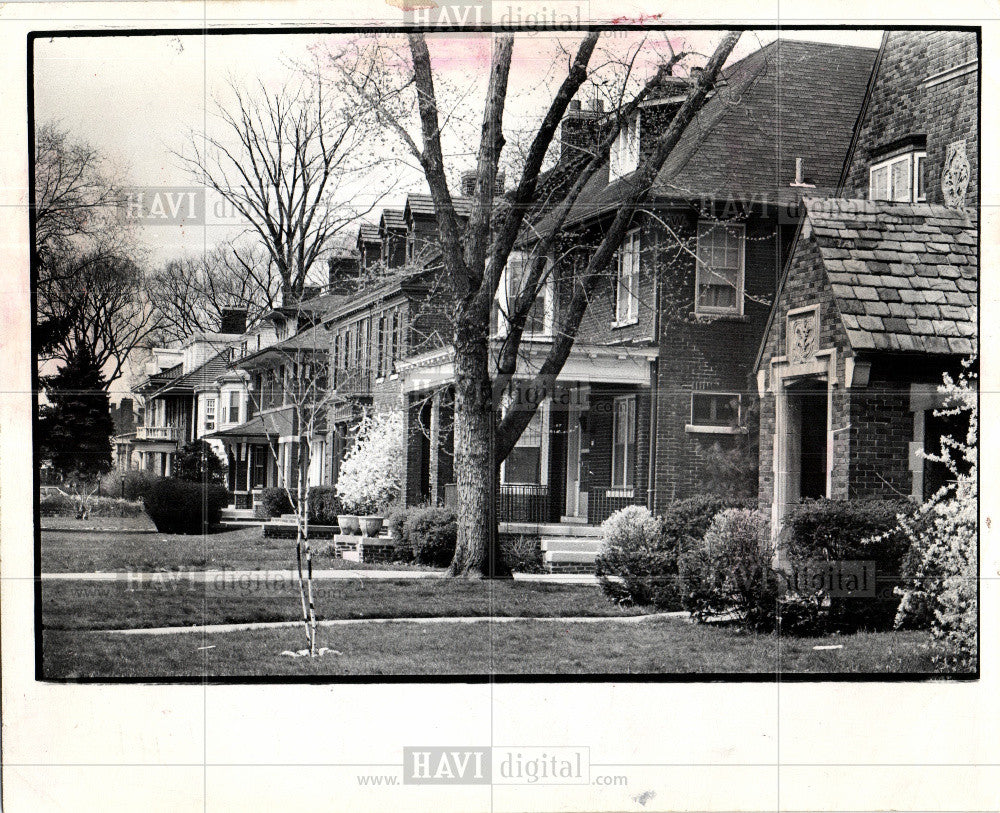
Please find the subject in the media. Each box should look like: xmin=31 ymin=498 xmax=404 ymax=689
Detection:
xmin=646 ymin=253 xmax=660 ymax=512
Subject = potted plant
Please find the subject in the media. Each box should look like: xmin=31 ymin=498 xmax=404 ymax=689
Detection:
xmin=336 ymin=506 xmax=361 ymax=536
xmin=336 ymin=412 xmax=403 ymax=539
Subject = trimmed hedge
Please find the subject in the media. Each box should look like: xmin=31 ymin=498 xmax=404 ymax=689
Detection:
xmin=783 ymin=498 xmax=919 ymax=632
xmin=307 ymin=485 xmax=342 ymax=525
xmin=595 ymin=496 xmax=753 ymax=610
xmin=98 ymin=470 xmax=161 ymax=502
xmin=387 ymin=506 xmax=457 ymax=567
xmin=259 ymin=487 xmax=292 ymax=519
xmin=142 ymin=478 xmax=229 ymax=534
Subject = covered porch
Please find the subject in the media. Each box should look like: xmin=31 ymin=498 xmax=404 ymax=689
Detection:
xmin=400 ymin=342 xmax=658 ymax=527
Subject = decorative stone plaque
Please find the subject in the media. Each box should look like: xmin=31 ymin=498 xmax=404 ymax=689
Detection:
xmin=787 ymin=309 xmax=820 ymax=364
xmin=941 ymin=140 xmax=970 ymax=208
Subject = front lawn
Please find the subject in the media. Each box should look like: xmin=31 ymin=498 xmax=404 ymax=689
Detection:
xmin=40 ymin=526 xmax=435 ymax=573
xmin=41 ymin=579 xmax=642 ymax=631
xmin=41 ymin=621 xmax=942 ymax=678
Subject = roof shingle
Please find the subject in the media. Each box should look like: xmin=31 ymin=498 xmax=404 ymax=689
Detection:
xmin=804 ymin=197 xmax=978 ymax=354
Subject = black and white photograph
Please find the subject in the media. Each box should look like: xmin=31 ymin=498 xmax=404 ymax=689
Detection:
xmin=1 ymin=2 xmax=994 ymax=810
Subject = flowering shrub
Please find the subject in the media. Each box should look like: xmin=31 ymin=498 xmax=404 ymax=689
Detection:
xmin=895 ymin=360 xmax=978 ymax=671
xmin=336 ymin=411 xmax=404 ymax=514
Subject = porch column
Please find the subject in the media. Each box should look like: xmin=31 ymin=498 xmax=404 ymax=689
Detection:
xmin=245 ymin=443 xmax=252 ymax=493
xmin=429 ymin=390 xmax=441 ymax=503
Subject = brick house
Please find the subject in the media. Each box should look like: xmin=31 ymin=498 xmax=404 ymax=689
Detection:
xmin=387 ymin=39 xmax=878 ymax=569
xmin=754 ymin=31 xmax=979 ymax=537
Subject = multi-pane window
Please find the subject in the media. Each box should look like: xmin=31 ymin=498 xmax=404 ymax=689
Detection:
xmin=695 ymin=221 xmax=745 ymax=316
xmin=390 ymin=309 xmax=402 ymax=372
xmin=205 ymin=397 xmax=216 ymax=432
xmin=228 ymin=391 xmax=240 ymax=424
xmin=609 ymin=112 xmax=640 ymax=181
xmin=493 ymin=252 xmax=551 ymax=336
xmin=690 ymin=392 xmax=741 ymax=429
xmin=869 ymin=150 xmax=927 ymax=202
xmin=504 ymin=407 xmax=544 ymax=484
xmin=611 ymin=396 xmax=637 ymax=490
xmin=614 ymin=229 xmax=640 ymax=325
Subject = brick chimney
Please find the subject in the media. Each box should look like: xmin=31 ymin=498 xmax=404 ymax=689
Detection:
xmin=219 ymin=308 xmax=247 ymax=335
xmin=460 ymin=170 xmax=505 ymax=197
xmin=559 ymin=99 xmax=604 ymax=166
xmin=328 ymin=251 xmax=360 ymax=294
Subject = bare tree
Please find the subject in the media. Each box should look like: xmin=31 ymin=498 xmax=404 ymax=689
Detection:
xmin=33 ymin=122 xmax=146 ymax=364
xmin=178 ymin=77 xmax=372 ymax=304
xmin=147 ymin=244 xmax=282 ymax=342
xmin=335 ymin=31 xmax=741 ymax=578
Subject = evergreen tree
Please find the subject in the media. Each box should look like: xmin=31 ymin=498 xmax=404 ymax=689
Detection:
xmin=38 ymin=347 xmax=114 ymax=481
xmin=173 ymin=439 xmax=227 ymax=485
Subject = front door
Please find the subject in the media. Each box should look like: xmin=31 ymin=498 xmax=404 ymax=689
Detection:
xmin=564 ymin=404 xmax=582 ymax=518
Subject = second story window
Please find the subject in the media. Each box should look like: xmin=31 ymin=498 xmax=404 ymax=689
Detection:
xmin=614 ymin=229 xmax=640 ymax=326
xmin=274 ymin=318 xmax=288 ymax=341
xmin=205 ymin=397 xmax=216 ymax=432
xmin=609 ymin=111 xmax=640 ymax=181
xmin=869 ymin=150 xmax=926 ymax=202
xmin=228 ymin=391 xmax=240 ymax=424
xmin=493 ymin=252 xmax=552 ymax=337
xmin=695 ymin=220 xmax=745 ymax=317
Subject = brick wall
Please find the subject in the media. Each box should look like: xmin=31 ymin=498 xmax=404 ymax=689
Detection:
xmin=756 ymin=235 xmax=855 ymax=507
xmin=843 ymin=30 xmax=979 ymax=207
xmin=653 ymin=210 xmax=782 ymax=509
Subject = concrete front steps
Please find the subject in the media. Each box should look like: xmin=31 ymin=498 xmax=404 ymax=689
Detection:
xmin=502 ymin=522 xmax=604 ymax=574
xmin=219 ymin=507 xmax=261 ymax=529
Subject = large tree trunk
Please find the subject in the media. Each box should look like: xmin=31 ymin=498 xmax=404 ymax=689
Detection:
xmin=449 ymin=325 xmax=511 ymax=579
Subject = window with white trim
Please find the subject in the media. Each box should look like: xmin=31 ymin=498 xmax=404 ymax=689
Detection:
xmin=609 ymin=112 xmax=640 ymax=181
xmin=611 ymin=395 xmax=637 ymax=490
xmin=227 ymin=390 xmax=240 ymax=425
xmin=689 ymin=392 xmax=741 ymax=431
xmin=869 ymin=150 xmax=927 ymax=202
xmin=204 ymin=397 xmax=216 ymax=432
xmin=614 ymin=229 xmax=640 ymax=325
xmin=492 ymin=251 xmax=553 ymax=337
xmin=695 ymin=221 xmax=745 ymax=316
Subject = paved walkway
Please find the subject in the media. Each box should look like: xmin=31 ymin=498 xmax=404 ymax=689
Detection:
xmin=41 ymin=569 xmax=600 ymax=585
xmin=104 ymin=612 xmax=688 ymax=636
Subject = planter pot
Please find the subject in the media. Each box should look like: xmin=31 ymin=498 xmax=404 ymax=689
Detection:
xmin=337 ymin=514 xmax=361 ymax=535
xmin=359 ymin=515 xmax=384 ymax=538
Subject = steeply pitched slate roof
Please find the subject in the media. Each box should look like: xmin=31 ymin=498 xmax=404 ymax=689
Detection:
xmin=805 ymin=197 xmax=977 ymax=354
xmin=149 ymin=351 xmax=231 ymax=395
xmin=380 ymin=208 xmax=407 ymax=231
xmin=405 ymin=193 xmax=473 ymax=219
xmin=560 ymin=39 xmax=877 ymax=224
xmin=358 ymin=222 xmax=379 ymax=243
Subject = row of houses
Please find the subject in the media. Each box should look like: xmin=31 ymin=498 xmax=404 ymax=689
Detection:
xmin=116 ymin=32 xmax=978 ymax=563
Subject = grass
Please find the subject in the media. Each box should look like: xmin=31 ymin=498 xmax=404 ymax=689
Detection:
xmin=41 ymin=579 xmax=642 ymax=631
xmin=41 ymin=621 xmax=945 ymax=678
xmin=40 ymin=526 xmax=436 ymax=573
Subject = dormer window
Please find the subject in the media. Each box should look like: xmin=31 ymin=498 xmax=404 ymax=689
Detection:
xmin=869 ymin=150 xmax=926 ymax=202
xmin=609 ymin=112 xmax=640 ymax=181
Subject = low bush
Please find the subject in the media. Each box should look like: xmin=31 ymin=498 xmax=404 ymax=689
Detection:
xmin=678 ymin=508 xmax=779 ymax=631
xmin=784 ymin=498 xmax=918 ymax=631
xmin=307 ymin=485 xmax=341 ymax=525
xmin=142 ymin=477 xmax=229 ymax=534
xmin=501 ymin=535 xmax=544 ymax=574
xmin=386 ymin=506 xmax=457 ymax=567
xmin=386 ymin=506 xmax=414 ymax=563
xmin=40 ymin=490 xmax=147 ymax=519
xmin=39 ymin=491 xmax=76 ymax=517
xmin=596 ymin=497 xmax=752 ymax=611
xmin=99 ymin=470 xmax=160 ymax=502
xmin=259 ymin=487 xmax=292 ymax=519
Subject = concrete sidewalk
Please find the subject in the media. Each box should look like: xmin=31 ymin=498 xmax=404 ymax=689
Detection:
xmin=104 ymin=612 xmax=687 ymax=636
xmin=40 ymin=569 xmax=600 ymax=585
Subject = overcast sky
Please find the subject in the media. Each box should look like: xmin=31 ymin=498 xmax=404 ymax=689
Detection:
xmin=33 ymin=28 xmax=883 ymax=269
